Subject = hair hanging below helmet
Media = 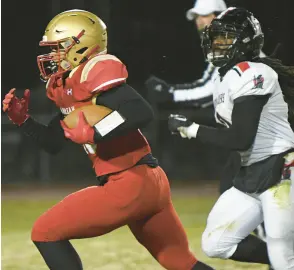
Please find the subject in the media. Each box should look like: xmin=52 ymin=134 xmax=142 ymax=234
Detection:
xmin=37 ymin=9 xmax=108 ymax=81
xmin=201 ymin=7 xmax=264 ymax=67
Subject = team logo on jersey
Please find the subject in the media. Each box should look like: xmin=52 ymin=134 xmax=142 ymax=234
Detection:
xmin=214 ymin=93 xmax=225 ymax=106
xmin=252 ymin=75 xmax=264 ymax=89
xmin=66 ymin=89 xmax=73 ymax=95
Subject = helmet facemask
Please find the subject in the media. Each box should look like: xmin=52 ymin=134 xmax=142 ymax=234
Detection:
xmin=37 ymin=30 xmax=87 ymax=81
xmin=202 ymin=22 xmax=242 ymax=67
xmin=201 ymin=8 xmax=264 ymax=68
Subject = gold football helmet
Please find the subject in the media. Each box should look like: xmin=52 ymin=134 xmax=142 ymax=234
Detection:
xmin=37 ymin=9 xmax=107 ymax=81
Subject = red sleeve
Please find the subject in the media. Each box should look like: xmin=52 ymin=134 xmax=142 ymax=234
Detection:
xmin=81 ymin=55 xmax=128 ymax=94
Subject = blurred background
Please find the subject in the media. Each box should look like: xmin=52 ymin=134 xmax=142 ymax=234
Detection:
xmin=2 ymin=0 xmax=293 ymax=186
xmin=1 ymin=1 xmax=293 ymax=269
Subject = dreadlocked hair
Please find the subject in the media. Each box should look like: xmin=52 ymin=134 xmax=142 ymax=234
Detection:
xmin=259 ymin=57 xmax=294 ymax=130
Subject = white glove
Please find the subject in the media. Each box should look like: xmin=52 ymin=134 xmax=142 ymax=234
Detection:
xmin=178 ymin=122 xmax=200 ymax=139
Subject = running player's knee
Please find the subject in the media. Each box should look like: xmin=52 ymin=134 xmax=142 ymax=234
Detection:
xmin=266 ymin=235 xmax=294 ymax=270
xmin=155 ymin=247 xmax=197 ymax=270
xmin=31 ymin=214 xmax=60 ymax=242
xmin=201 ymin=230 xmax=236 ymax=259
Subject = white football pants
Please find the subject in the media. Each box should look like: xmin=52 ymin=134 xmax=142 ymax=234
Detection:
xmin=202 ymin=180 xmax=294 ymax=270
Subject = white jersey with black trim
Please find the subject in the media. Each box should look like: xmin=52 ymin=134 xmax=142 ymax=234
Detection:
xmin=213 ymin=61 xmax=294 ymax=166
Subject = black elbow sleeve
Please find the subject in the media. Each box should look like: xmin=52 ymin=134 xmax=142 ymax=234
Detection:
xmin=19 ymin=115 xmax=65 ymax=155
xmin=139 ymin=98 xmax=155 ymax=125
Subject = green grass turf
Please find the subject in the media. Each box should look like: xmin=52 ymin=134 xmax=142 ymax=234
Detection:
xmin=1 ymin=192 xmax=268 ymax=270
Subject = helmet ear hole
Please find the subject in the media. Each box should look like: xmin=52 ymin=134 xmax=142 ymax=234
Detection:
xmin=76 ymin=47 xmax=88 ymax=54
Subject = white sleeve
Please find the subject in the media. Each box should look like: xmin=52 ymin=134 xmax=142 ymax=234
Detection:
xmin=229 ymin=64 xmax=276 ymax=101
xmin=173 ymin=79 xmax=214 ymax=102
xmin=172 ymin=65 xmax=218 ymax=102
xmin=259 ymin=50 xmax=266 ymax=58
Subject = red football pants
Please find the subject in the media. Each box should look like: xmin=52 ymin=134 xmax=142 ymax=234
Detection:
xmin=31 ymin=165 xmax=197 ymax=270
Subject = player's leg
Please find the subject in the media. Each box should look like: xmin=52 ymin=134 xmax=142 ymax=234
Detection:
xmin=260 ymin=179 xmax=294 ymax=270
xmin=201 ymin=187 xmax=270 ymax=265
xmin=33 ymin=241 xmax=83 ymax=270
xmin=219 ymin=153 xmax=268 ymax=261
xmin=31 ymin=185 xmax=131 ymax=269
xmin=129 ymin=201 xmax=214 ymax=270
xmin=128 ymin=167 xmax=214 ymax=270
xmin=31 ymin=166 xmax=167 ymax=269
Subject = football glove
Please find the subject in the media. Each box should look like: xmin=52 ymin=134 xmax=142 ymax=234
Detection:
xmin=2 ymin=88 xmax=30 ymax=126
xmin=168 ymin=114 xmax=199 ymax=139
xmin=145 ymin=75 xmax=174 ymax=103
xmin=60 ymin=111 xmax=95 ymax=144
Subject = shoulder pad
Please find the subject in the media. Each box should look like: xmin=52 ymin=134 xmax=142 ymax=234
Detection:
xmin=231 ymin=61 xmax=250 ymax=77
xmin=79 ymin=54 xmax=128 ymax=94
xmin=80 ymin=54 xmax=122 ymax=83
xmin=228 ymin=62 xmax=277 ymax=100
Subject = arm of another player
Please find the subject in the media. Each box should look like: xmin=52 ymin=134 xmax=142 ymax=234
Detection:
xmin=172 ymin=63 xmax=216 ymax=103
xmin=168 ymin=65 xmax=275 ymax=151
xmin=169 ymin=95 xmax=269 ymax=151
xmin=144 ymin=64 xmax=215 ymax=104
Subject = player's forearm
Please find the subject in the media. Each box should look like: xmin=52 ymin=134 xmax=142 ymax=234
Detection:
xmin=20 ymin=115 xmax=66 ymax=154
xmin=94 ymin=84 xmax=154 ymax=141
xmin=197 ymin=95 xmax=268 ymax=150
xmin=172 ymin=71 xmax=214 ymax=103
xmin=173 ymin=86 xmax=213 ymax=102
xmin=197 ymin=125 xmax=255 ymax=151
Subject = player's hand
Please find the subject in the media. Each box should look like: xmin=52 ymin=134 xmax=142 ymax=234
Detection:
xmin=145 ymin=75 xmax=173 ymax=103
xmin=168 ymin=114 xmax=199 ymax=139
xmin=2 ymin=88 xmax=30 ymax=126
xmin=60 ymin=111 xmax=95 ymax=144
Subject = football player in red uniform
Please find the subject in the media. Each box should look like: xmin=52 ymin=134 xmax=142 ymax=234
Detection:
xmin=2 ymin=10 xmax=215 ymax=270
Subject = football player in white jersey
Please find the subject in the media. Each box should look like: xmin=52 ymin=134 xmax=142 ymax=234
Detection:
xmin=146 ymin=0 xmax=269 ymax=247
xmin=169 ymin=7 xmax=294 ymax=270
xmin=145 ymin=0 xmax=242 ymax=202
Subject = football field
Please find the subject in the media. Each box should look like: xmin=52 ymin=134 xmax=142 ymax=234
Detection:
xmin=1 ymin=184 xmax=268 ymax=270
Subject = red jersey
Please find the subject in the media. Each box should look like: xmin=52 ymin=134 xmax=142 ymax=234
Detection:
xmin=46 ymin=54 xmax=151 ymax=176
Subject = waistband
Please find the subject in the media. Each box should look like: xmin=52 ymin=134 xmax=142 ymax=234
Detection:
xmin=96 ymin=153 xmax=158 ymax=186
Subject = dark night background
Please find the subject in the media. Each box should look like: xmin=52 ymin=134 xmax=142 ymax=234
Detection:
xmin=1 ymin=0 xmax=293 ymax=185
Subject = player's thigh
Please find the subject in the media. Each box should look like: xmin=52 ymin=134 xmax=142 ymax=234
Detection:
xmin=260 ymin=180 xmax=294 ymax=239
xmin=31 ymin=185 xmax=132 ymax=241
xmin=260 ymin=180 xmax=294 ymax=269
xmin=202 ymin=187 xmax=263 ymax=257
xmin=128 ymin=202 xmax=196 ymax=270
xmin=32 ymin=165 xmax=170 ymax=241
